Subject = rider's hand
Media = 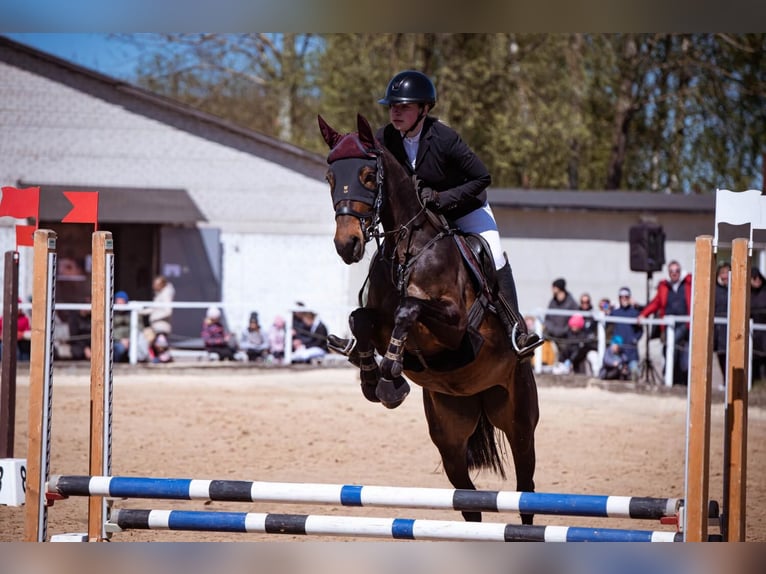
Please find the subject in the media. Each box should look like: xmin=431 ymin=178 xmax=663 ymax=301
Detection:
xmin=420 ymin=187 xmax=441 ymax=211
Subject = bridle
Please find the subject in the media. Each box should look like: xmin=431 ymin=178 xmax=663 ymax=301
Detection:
xmin=331 ymin=150 xmax=386 ymax=246
xmin=328 ymin=134 xmax=450 ymax=293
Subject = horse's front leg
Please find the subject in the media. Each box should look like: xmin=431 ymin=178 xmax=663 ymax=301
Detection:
xmin=342 ymin=308 xmax=383 ymax=404
xmin=375 ymin=299 xmax=421 ymax=408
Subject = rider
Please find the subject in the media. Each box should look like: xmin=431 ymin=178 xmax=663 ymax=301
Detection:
xmin=375 ymin=69 xmax=542 ymax=359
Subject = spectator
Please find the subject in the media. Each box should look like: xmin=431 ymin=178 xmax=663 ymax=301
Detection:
xmin=555 ymin=313 xmax=598 ymax=375
xmin=149 ymin=332 xmax=173 ymax=364
xmin=543 ymin=278 xmax=578 ymax=359
xmin=201 ymin=306 xmax=236 ymax=361
xmin=609 ymin=286 xmax=643 ymax=381
xmin=68 ymin=306 xmax=92 ymax=361
xmin=598 ymin=298 xmax=613 ymax=315
xmin=291 ymin=306 xmax=329 ymax=364
xmin=639 ymin=260 xmax=693 ymax=386
xmin=750 ymin=267 xmax=766 ymax=382
xmin=267 ymin=315 xmax=287 ymax=364
xmin=0 ymin=298 xmax=31 ymax=362
xmin=113 ymin=290 xmax=150 ymax=364
xmin=113 ymin=290 xmax=131 ymax=363
xmin=599 ymin=335 xmax=631 ymax=381
xmin=238 ymin=312 xmax=270 ymax=362
xmin=140 ymin=275 xmax=175 ymax=342
xmin=713 ymin=262 xmax=731 ymax=378
xmin=578 ymin=292 xmax=598 ymax=340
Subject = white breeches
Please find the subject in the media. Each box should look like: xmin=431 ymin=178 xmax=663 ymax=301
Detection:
xmin=453 ymin=201 xmax=506 ymax=270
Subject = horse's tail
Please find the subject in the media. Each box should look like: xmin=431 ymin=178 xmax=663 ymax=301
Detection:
xmin=466 ymin=410 xmax=507 ymax=479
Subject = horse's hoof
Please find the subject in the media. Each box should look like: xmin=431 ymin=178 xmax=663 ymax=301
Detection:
xmin=376 ymin=376 xmax=410 ymax=408
xmin=361 ymin=382 xmax=380 ymax=403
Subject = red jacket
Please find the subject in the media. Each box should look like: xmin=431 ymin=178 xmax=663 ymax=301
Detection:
xmin=639 ymin=275 xmax=693 ymax=325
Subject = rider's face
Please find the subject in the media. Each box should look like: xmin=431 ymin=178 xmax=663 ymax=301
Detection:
xmin=389 ymin=103 xmax=424 ymax=133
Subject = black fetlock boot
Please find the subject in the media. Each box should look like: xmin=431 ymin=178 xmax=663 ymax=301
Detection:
xmin=495 ymin=259 xmax=543 ymax=360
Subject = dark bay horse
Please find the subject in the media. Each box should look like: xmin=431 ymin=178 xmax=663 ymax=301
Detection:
xmin=318 ymin=113 xmax=539 ymax=523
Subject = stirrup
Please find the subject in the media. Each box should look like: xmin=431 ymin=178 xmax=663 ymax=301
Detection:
xmin=511 ymin=323 xmax=544 ymax=359
xmin=327 ymin=334 xmax=356 ymax=356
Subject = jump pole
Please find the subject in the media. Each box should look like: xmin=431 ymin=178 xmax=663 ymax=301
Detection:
xmin=105 ymin=508 xmax=683 ymax=542
xmin=47 ymin=474 xmax=692 ymax=521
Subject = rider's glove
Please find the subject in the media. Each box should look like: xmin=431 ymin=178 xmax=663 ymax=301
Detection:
xmin=420 ymin=187 xmax=441 ymax=212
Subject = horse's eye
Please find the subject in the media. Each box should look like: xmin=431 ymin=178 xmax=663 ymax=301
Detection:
xmin=359 ymin=166 xmax=376 ymax=190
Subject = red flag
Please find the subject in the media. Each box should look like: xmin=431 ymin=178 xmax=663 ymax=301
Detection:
xmin=15 ymin=225 xmax=36 ymax=247
xmin=0 ymin=186 xmax=40 ymax=219
xmin=62 ymin=191 xmax=99 ymax=226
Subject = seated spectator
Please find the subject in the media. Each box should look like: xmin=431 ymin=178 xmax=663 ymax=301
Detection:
xmin=610 ymin=286 xmax=643 ymax=380
xmin=578 ymin=292 xmax=598 ymax=340
xmin=267 ymin=315 xmax=286 ymax=364
xmin=543 ymin=278 xmax=578 ymax=351
xmin=201 ymin=306 xmax=236 ymax=361
xmin=599 ymin=335 xmax=631 ymax=381
xmin=239 ymin=312 xmax=270 ymax=362
xmin=555 ymin=313 xmax=598 ymax=375
xmin=113 ymin=290 xmax=150 ymax=363
xmin=68 ymin=306 xmax=92 ymax=361
xmin=0 ymin=298 xmax=31 ymax=362
xmin=291 ymin=306 xmax=328 ymax=364
xmin=149 ymin=332 xmax=173 ymax=364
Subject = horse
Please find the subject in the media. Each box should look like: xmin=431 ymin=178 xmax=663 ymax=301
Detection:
xmin=317 ymin=113 xmax=539 ymax=524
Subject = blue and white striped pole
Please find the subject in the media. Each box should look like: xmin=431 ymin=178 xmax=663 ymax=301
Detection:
xmin=107 ymin=508 xmax=683 ymax=542
xmin=49 ymin=475 xmax=682 ymax=520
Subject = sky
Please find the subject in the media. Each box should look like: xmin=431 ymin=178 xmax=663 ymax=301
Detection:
xmin=3 ymin=33 xmax=143 ymax=80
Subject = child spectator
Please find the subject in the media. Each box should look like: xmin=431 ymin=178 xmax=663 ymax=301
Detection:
xmin=149 ymin=332 xmax=173 ymax=364
xmin=267 ymin=315 xmax=286 ymax=364
xmin=555 ymin=313 xmax=598 ymax=375
xmin=201 ymin=306 xmax=236 ymax=361
xmin=238 ymin=312 xmax=270 ymax=362
xmin=0 ymin=298 xmax=31 ymax=361
xmin=599 ymin=335 xmax=631 ymax=381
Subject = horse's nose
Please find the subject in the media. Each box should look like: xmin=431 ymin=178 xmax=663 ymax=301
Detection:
xmin=335 ymin=235 xmax=362 ymax=264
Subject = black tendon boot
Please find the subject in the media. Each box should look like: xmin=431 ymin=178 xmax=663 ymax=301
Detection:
xmin=495 ymin=260 xmax=543 ymax=360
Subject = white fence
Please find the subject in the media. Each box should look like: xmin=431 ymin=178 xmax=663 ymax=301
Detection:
xmin=16 ymin=301 xmax=761 ymax=389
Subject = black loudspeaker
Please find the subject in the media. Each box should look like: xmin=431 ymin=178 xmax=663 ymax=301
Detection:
xmin=629 ymin=223 xmax=666 ymax=272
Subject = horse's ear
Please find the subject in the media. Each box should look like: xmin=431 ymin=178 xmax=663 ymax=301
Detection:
xmin=318 ymin=115 xmax=342 ymax=149
xmin=357 ymin=114 xmax=376 ymax=149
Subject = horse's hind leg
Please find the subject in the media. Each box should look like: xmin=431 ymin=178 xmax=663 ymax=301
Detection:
xmin=484 ymin=362 xmax=539 ymax=525
xmin=422 ymin=389 xmax=484 ymax=522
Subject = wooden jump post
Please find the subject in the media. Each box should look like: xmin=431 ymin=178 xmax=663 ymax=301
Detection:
xmin=684 ymin=187 xmax=759 ymax=542
xmin=23 ymin=229 xmax=114 ymax=542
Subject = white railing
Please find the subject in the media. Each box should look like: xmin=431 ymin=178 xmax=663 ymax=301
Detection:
xmin=16 ymin=301 xmax=761 ymax=389
xmin=526 ymin=307 xmax=761 ymax=389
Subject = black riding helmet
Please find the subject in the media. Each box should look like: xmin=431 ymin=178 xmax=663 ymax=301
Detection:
xmin=378 ymin=70 xmax=437 ymax=107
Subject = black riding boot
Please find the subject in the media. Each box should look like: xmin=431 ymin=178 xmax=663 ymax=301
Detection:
xmin=495 ymin=261 xmax=543 ymax=360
